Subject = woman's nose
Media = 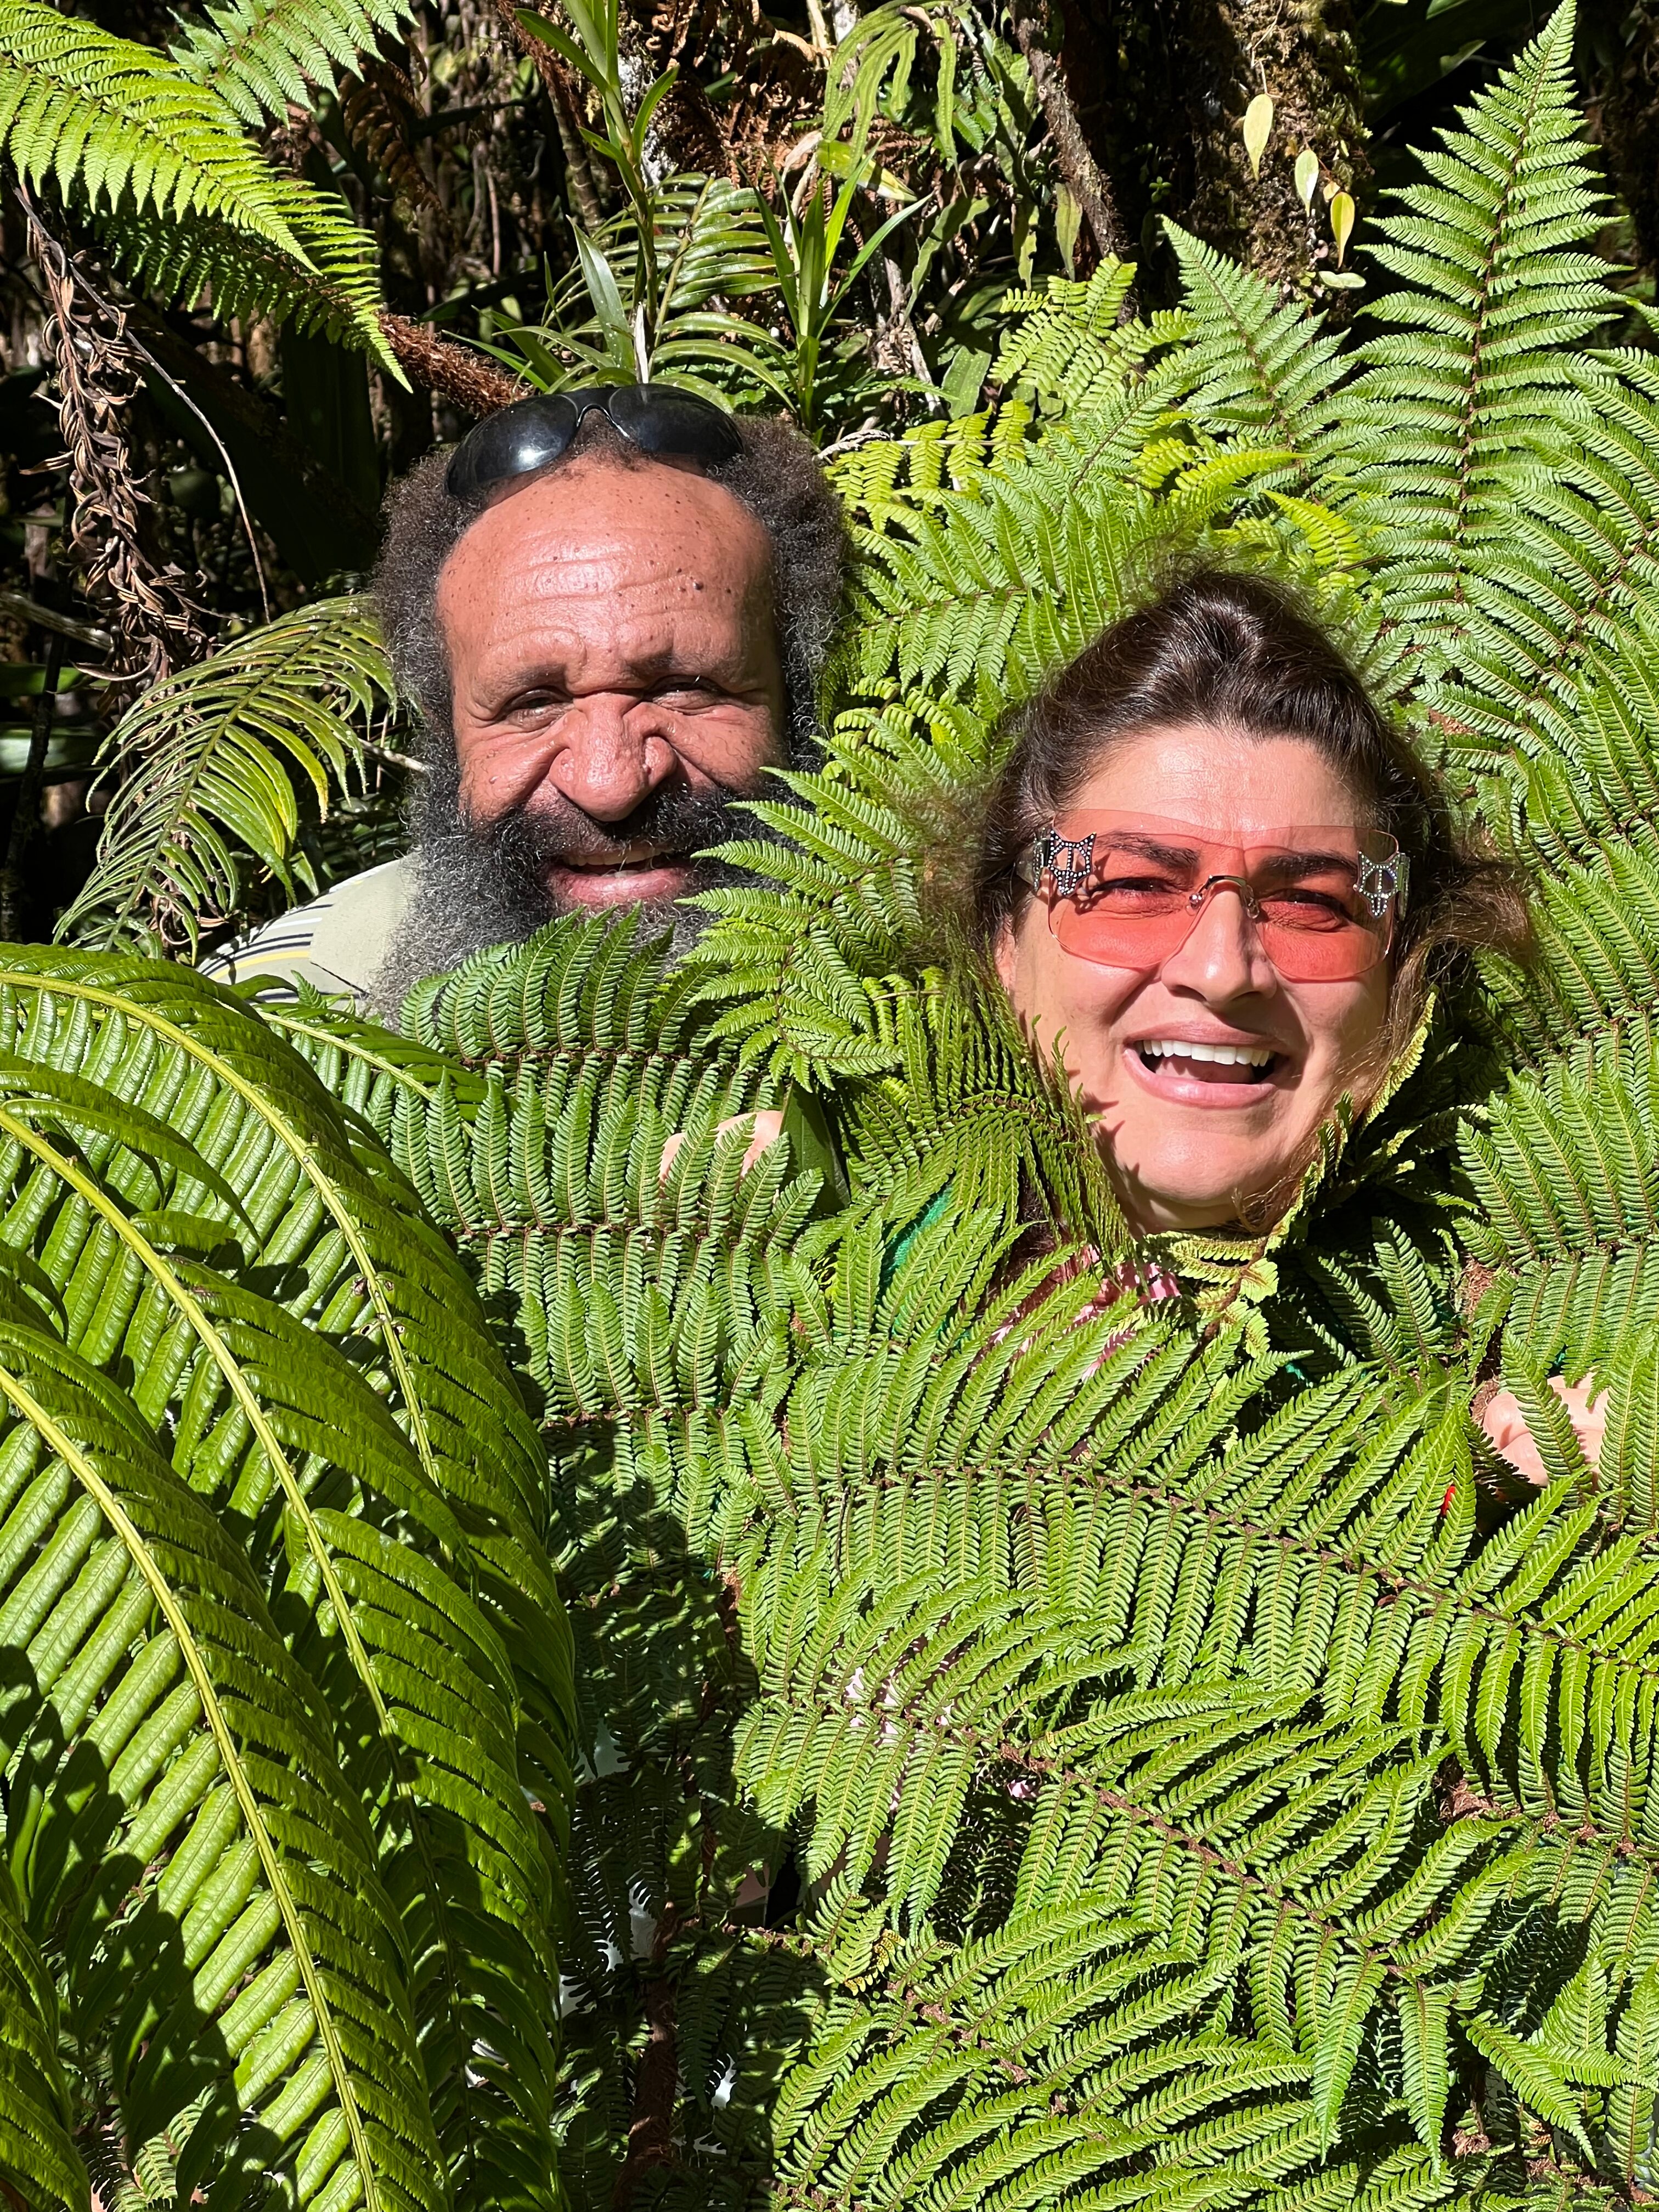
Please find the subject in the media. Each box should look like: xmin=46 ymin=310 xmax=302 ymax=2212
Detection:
xmin=546 ymin=697 xmax=679 ymax=821
xmin=1158 ymin=881 xmax=1279 ymax=999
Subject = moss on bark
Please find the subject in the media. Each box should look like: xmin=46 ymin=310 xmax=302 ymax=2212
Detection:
xmin=1180 ymin=0 xmax=1370 ymax=304
xmin=1058 ymin=0 xmax=1369 ymax=310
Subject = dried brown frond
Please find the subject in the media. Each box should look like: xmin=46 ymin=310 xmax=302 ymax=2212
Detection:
xmin=19 ymin=193 xmax=207 ymax=706
xmin=340 ymin=62 xmax=444 ymax=216
xmin=726 ymin=41 xmax=830 ymax=179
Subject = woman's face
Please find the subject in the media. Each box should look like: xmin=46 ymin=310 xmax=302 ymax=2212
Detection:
xmin=995 ymin=724 xmax=1395 ymax=1233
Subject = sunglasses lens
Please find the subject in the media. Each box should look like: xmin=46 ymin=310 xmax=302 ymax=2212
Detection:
xmin=1053 ymin=901 xmax=1390 ymax=979
xmin=607 ymin=382 xmax=743 ymax=463
xmin=1042 ymin=819 xmax=1399 ymax=981
xmin=1257 ymin=918 xmax=1390 ymax=980
xmin=445 ymin=393 xmax=579 ymax=499
xmin=1052 ymin=905 xmax=1201 ymax=969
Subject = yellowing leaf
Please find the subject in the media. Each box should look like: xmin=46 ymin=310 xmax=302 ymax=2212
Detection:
xmin=1294 ymin=147 xmax=1319 ymax=210
xmin=1330 ymin=189 xmax=1356 ymax=264
xmin=1054 ymin=180 xmax=1081 ymax=278
xmin=1243 ymin=93 xmax=1273 ymax=179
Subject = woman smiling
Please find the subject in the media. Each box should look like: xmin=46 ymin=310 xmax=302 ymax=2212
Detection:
xmin=960 ymin=567 xmax=1610 ymax=1474
xmin=974 ymin=568 xmax=1525 ymax=1237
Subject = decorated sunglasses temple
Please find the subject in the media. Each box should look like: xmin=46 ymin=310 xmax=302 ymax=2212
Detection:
xmin=1357 ymin=849 xmax=1410 ymax=919
xmin=1018 ymin=828 xmax=1096 ymax=895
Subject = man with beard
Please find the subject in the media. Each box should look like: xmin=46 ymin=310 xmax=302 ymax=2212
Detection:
xmin=206 ymin=386 xmax=846 ymax=1014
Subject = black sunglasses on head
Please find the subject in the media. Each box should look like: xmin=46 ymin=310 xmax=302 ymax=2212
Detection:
xmin=445 ymin=382 xmax=743 ymax=500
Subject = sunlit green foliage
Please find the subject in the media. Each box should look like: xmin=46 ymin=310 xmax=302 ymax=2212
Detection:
xmin=0 ymin=949 xmax=574 ymax=2209
xmin=270 ymin=12 xmax=1659 ymax=2207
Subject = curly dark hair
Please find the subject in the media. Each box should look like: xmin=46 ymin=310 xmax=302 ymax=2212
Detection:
xmin=970 ymin=566 xmax=1532 ymax=1091
xmin=371 ymin=407 xmax=848 ymax=772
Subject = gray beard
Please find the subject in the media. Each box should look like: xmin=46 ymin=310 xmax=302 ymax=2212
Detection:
xmin=370 ymin=759 xmax=764 ymax=1023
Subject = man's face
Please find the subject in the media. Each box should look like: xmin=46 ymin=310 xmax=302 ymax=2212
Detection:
xmin=435 ymin=453 xmax=787 ymax=909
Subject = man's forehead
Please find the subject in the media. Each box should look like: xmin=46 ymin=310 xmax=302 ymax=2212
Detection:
xmin=438 ymin=454 xmax=771 ymax=607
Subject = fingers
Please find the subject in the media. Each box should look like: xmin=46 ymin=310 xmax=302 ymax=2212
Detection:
xmin=658 ymin=1109 xmax=787 ymax=1182
xmin=1479 ymin=1387 xmax=1547 ymax=1484
xmin=739 ymin=1109 xmax=786 ymax=1172
xmin=1478 ymin=1378 xmax=1607 ymax=1485
xmin=1549 ymin=1374 xmax=1608 ymax=1469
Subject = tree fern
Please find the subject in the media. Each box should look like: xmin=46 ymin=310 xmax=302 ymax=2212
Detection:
xmin=0 ymin=0 xmax=395 ymax=363
xmin=97 ymin=187 xmax=394 ymax=364
xmin=276 ymin=904 xmax=1657 ymax=2202
xmin=0 ymin=1862 xmax=85 ymax=2211
xmin=247 ymin=5 xmax=1659 ymax=2202
xmin=1346 ymin=5 xmax=1612 ymax=647
xmin=169 ymin=0 xmax=420 ymax=127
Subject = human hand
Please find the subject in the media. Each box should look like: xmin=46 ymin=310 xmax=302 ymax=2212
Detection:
xmin=659 ymin=1109 xmax=786 ymax=1180
xmin=1479 ymin=1376 xmax=1607 ymax=1485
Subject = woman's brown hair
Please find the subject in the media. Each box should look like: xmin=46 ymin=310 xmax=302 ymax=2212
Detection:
xmin=970 ymin=566 xmax=1531 ymax=1088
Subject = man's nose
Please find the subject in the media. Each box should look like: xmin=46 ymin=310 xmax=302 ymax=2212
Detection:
xmin=1158 ymin=881 xmax=1279 ymax=999
xmin=546 ymin=697 xmax=678 ymax=821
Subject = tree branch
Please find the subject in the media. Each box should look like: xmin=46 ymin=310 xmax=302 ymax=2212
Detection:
xmin=1007 ymin=0 xmax=1130 ymax=264
xmin=612 ymin=1965 xmax=679 ymax=2207
xmin=495 ymin=0 xmax=607 ymax=228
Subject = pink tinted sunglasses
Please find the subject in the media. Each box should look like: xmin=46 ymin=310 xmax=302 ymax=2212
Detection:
xmin=1015 ymin=813 xmax=1409 ymax=983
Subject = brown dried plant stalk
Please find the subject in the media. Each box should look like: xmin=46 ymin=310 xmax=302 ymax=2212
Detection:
xmin=19 ymin=193 xmax=208 ymax=703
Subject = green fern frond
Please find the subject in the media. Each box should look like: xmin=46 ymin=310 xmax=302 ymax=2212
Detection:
xmin=60 ymin=596 xmax=393 ymax=955
xmin=0 ymin=1313 xmax=444 ymax=2209
xmin=1347 ymin=4 xmax=1613 ymax=658
xmin=170 ymin=0 xmax=419 ymax=126
xmin=1163 ymin=221 xmax=1352 ymax=481
xmin=0 ymin=1862 xmax=86 ymax=2211
xmin=769 ymin=1885 xmax=1439 ymax=2212
xmin=0 ymin=948 xmax=573 ymax=2205
xmin=990 ymin=257 xmax=1154 ymax=415
xmin=0 ymin=2 xmax=394 ymax=363
xmin=95 ymin=183 xmax=396 ymax=363
xmin=0 ymin=2 xmax=307 ymax=242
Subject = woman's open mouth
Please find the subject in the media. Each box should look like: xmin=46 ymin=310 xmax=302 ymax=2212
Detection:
xmin=1127 ymin=1036 xmax=1284 ymax=1103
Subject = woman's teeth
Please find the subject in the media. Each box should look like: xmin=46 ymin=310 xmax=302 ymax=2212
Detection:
xmin=1135 ymin=1040 xmax=1277 ymax=1082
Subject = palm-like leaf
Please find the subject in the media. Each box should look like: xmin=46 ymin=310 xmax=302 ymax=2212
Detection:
xmin=0 ymin=949 xmax=573 ymax=2208
xmin=490 ymin=173 xmax=783 ymax=404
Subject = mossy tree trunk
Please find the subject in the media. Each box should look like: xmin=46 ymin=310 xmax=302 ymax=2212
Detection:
xmin=1056 ymin=0 xmax=1369 ymax=306
xmin=1585 ymin=0 xmax=1659 ymax=280
xmin=1178 ymin=0 xmax=1369 ymax=297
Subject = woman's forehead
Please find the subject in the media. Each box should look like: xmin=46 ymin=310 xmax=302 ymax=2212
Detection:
xmin=1068 ymin=723 xmax=1368 ymax=829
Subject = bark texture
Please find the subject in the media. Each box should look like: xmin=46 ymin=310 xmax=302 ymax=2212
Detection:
xmin=1056 ymin=0 xmax=1369 ymax=307
xmin=1179 ymin=0 xmax=1369 ymax=299
xmin=1009 ymin=0 xmax=1131 ymax=261
xmin=1588 ymin=1 xmax=1659 ymax=280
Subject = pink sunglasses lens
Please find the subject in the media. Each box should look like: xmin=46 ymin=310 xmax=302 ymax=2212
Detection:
xmin=1041 ymin=819 xmax=1398 ymax=981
